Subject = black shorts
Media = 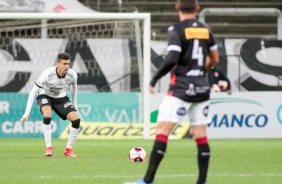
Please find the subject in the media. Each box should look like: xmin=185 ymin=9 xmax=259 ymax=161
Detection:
xmin=37 ymin=95 xmax=77 ymax=120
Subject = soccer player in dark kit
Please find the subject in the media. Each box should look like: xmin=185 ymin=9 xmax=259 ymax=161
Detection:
xmin=125 ymin=0 xmax=219 ymax=183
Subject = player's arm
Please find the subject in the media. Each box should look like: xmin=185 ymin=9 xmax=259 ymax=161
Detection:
xmin=207 ymin=70 xmax=215 ymax=86
xmin=20 ymin=84 xmax=41 ymax=123
xmin=206 ymin=49 xmax=219 ymax=71
xmin=71 ymin=72 xmax=78 ymax=109
xmin=20 ymin=70 xmax=47 ymax=123
xmin=150 ymin=51 xmax=179 ymax=87
xmin=205 ymin=28 xmax=219 ymax=71
xmin=71 ymin=82 xmax=78 ymax=109
xmin=150 ymin=26 xmax=180 ymax=94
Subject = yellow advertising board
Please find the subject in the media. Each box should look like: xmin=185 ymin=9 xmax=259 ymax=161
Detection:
xmin=59 ymin=122 xmax=190 ymax=139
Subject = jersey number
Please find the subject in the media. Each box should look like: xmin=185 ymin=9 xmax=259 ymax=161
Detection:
xmin=192 ymin=39 xmax=203 ymax=66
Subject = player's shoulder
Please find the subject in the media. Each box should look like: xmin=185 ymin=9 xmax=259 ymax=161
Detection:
xmin=41 ymin=66 xmax=56 ymax=76
xmin=176 ymin=19 xmax=211 ymax=30
xmin=67 ymin=68 xmax=78 ymax=78
xmin=167 ymin=23 xmax=180 ymax=39
xmin=67 ymin=68 xmax=77 ymax=75
xmin=168 ymin=19 xmax=204 ymax=31
xmin=193 ymin=20 xmax=215 ymax=35
xmin=200 ymin=21 xmax=214 ymax=33
xmin=167 ymin=22 xmax=179 ymax=33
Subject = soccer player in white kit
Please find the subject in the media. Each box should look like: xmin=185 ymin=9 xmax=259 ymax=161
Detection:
xmin=20 ymin=53 xmax=80 ymax=157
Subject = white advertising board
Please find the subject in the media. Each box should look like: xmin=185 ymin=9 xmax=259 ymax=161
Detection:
xmin=152 ymin=92 xmax=282 ymax=139
xmin=209 ymin=92 xmax=282 ymax=138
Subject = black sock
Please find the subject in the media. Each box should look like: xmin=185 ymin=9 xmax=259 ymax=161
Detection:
xmin=196 ymin=143 xmax=210 ymax=184
xmin=43 ymin=117 xmax=51 ymax=125
xmin=144 ymin=140 xmax=167 ymax=183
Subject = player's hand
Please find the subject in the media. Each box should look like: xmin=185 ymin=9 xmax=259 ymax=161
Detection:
xmin=149 ymin=85 xmax=155 ymax=94
xmin=20 ymin=114 xmax=29 ymax=123
xmin=227 ymin=89 xmax=232 ymax=95
xmin=210 ymin=84 xmax=221 ymax=92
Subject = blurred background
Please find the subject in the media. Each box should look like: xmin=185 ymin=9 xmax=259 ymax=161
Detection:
xmin=0 ymin=0 xmax=282 ymax=139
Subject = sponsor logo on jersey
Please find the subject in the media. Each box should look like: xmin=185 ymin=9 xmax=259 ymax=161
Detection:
xmin=185 ymin=28 xmax=209 ymax=40
xmin=49 ymin=88 xmax=61 ymax=95
xmin=196 ymin=86 xmax=210 ymax=94
xmin=186 ymin=83 xmax=196 ymax=96
xmin=177 ymin=107 xmax=186 ymax=116
xmin=64 ymin=102 xmax=73 ymax=108
xmin=186 ymin=69 xmax=204 ymax=76
xmin=64 ymin=79 xmax=71 ymax=86
xmin=203 ymin=106 xmax=209 ymax=116
xmin=41 ymin=98 xmax=48 ymax=104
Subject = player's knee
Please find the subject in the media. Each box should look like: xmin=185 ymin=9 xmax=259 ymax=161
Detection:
xmin=42 ymin=113 xmax=52 ymax=119
xmin=195 ymin=136 xmax=208 ymax=145
xmin=71 ymin=119 xmax=80 ymax=129
xmin=190 ymin=126 xmax=207 ymax=138
xmin=43 ymin=117 xmax=51 ymax=125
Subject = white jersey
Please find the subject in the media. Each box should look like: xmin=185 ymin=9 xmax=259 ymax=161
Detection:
xmin=35 ymin=66 xmax=77 ymax=98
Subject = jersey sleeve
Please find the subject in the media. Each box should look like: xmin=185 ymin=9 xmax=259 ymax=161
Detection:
xmin=23 ymin=85 xmax=41 ymax=117
xmin=202 ymin=22 xmax=218 ymax=51
xmin=150 ymin=26 xmax=181 ymax=87
xmin=35 ymin=70 xmax=48 ymax=88
xmin=71 ymin=71 xmax=78 ymax=84
xmin=208 ymin=28 xmax=218 ymax=51
xmin=150 ymin=51 xmax=179 ymax=87
xmin=167 ymin=26 xmax=182 ymax=53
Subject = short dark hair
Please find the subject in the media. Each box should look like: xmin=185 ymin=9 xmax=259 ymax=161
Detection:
xmin=57 ymin=53 xmax=71 ymax=62
xmin=177 ymin=0 xmax=197 ymax=13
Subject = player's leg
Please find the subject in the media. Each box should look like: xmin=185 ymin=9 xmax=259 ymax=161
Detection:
xmin=42 ymin=106 xmax=52 ymax=149
xmin=124 ymin=121 xmax=177 ymax=184
xmin=143 ymin=96 xmax=186 ymax=183
xmin=53 ymin=96 xmax=80 ymax=157
xmin=37 ymin=95 xmax=53 ymax=156
xmin=188 ymin=101 xmax=210 ymax=184
xmin=64 ymin=111 xmax=80 ymax=157
xmin=190 ymin=125 xmax=209 ymax=184
xmin=143 ymin=121 xmax=176 ymax=183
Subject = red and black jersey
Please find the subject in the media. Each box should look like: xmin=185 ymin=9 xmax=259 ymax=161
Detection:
xmin=151 ymin=19 xmax=218 ymax=102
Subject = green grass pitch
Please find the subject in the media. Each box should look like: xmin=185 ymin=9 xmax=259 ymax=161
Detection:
xmin=0 ymin=138 xmax=281 ymax=184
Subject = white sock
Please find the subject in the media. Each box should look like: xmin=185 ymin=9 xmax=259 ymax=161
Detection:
xmin=66 ymin=127 xmax=79 ymax=149
xmin=43 ymin=124 xmax=52 ymax=148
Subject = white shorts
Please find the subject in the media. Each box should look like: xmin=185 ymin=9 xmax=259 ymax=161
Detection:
xmin=157 ymin=95 xmax=211 ymax=126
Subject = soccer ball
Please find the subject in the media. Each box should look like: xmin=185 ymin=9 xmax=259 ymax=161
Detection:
xmin=129 ymin=147 xmax=146 ymax=162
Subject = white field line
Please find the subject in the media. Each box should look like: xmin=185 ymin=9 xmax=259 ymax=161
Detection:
xmin=0 ymin=173 xmax=282 ymax=179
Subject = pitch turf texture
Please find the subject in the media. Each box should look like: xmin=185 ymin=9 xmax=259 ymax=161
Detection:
xmin=1 ymin=139 xmax=281 ymax=184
